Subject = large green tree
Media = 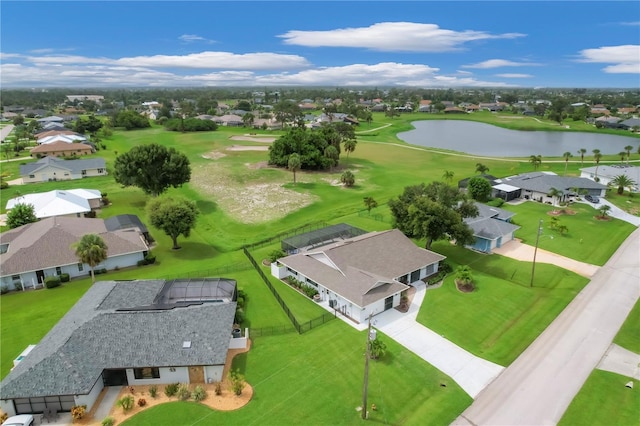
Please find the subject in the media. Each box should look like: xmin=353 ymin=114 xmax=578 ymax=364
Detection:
xmin=6 ymin=203 xmax=38 ymax=229
xmin=111 ymin=110 xmax=150 ymax=130
xmin=114 ymin=144 xmax=191 ymax=196
xmin=467 ymin=177 xmax=493 ymax=202
xmin=147 ymin=197 xmax=199 ymax=250
xmin=389 ymin=182 xmax=478 ymax=249
xmin=74 ymin=234 xmax=108 ymax=283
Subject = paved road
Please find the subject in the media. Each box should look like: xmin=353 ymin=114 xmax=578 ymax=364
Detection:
xmin=453 ymin=227 xmax=640 ymax=426
xmin=0 ymin=124 xmax=15 ymax=142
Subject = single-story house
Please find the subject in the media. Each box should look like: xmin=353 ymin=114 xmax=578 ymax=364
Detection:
xmin=464 ymin=203 xmax=520 ymax=253
xmin=458 ymin=174 xmax=499 ymax=190
xmin=35 ymin=130 xmax=82 ymax=140
xmin=272 ymin=228 xmax=445 ymax=324
xmin=30 ymin=141 xmax=93 ymax=157
xmin=36 ymin=116 xmax=64 ymax=124
xmin=580 ymin=164 xmax=640 ymax=192
xmin=444 ymin=107 xmax=467 ymax=114
xmin=494 ymin=172 xmax=608 ymax=203
xmin=104 ymin=214 xmax=154 ymax=245
xmin=213 ymin=114 xmax=243 ymax=127
xmin=20 ymin=157 xmax=107 ymax=183
xmin=0 ymin=216 xmax=150 ymax=290
xmin=6 ymin=189 xmax=102 ymax=219
xmin=0 ymin=278 xmax=239 ymax=417
xmin=619 ymin=118 xmax=640 ymax=130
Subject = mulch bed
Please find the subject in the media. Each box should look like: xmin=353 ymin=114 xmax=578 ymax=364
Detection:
xmin=547 ymin=208 xmax=577 ymax=216
xmin=455 ymin=280 xmax=475 ymax=293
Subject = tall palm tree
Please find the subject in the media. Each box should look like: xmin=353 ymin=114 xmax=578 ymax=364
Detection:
xmin=578 ymin=148 xmax=587 ymax=166
xmin=618 ymin=151 xmax=626 ymax=163
xmin=529 ymin=154 xmax=542 ymax=170
xmin=343 ymin=139 xmax=357 ymax=164
xmin=562 ymin=151 xmax=573 ymax=175
xmin=592 ymin=149 xmax=602 ymax=180
xmin=74 ymin=234 xmax=108 ymax=284
xmin=442 ymin=170 xmax=454 ymax=184
xmin=610 ymin=174 xmax=637 ymax=195
xmin=287 ymin=153 xmax=301 ymax=184
xmin=624 ymin=145 xmax=633 ymax=164
xmin=363 ymin=196 xmax=378 ymax=215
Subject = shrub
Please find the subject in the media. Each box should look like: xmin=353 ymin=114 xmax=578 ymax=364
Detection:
xmin=144 ymin=253 xmax=156 ymax=264
xmin=137 ymin=398 xmax=146 ymax=407
xmin=101 ymin=417 xmax=114 ymax=426
xmin=149 ymin=385 xmax=157 ymax=398
xmin=267 ymin=249 xmax=285 ymax=263
xmin=14 ymin=282 xmax=23 ymax=291
xmin=0 ymin=181 xmax=8 ymax=190
xmin=439 ymin=261 xmax=453 ymax=274
xmin=214 ymin=381 xmax=222 ymax=396
xmin=192 ymin=385 xmax=207 ymax=402
xmin=487 ymin=197 xmax=505 ymax=207
xmin=234 ymin=308 xmax=246 ymax=325
xmin=116 ymin=395 xmax=134 ymax=412
xmin=95 ymin=268 xmax=107 ymax=275
xmin=137 ymin=260 xmax=146 ymax=267
xmin=1 ymin=285 xmax=9 ymax=295
xmin=44 ymin=276 xmax=61 ymax=289
xmin=60 ymin=273 xmax=70 ymax=283
xmin=164 ymin=383 xmax=179 ymax=397
xmin=229 ymin=368 xmax=246 ymax=396
xmin=71 ymin=405 xmax=87 ymax=420
xmin=177 ymin=383 xmax=191 ymax=401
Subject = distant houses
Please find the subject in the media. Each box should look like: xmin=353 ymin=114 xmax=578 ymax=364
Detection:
xmin=20 ymin=157 xmax=107 ymax=183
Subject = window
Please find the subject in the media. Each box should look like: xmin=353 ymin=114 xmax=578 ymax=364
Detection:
xmin=98 ymin=168 xmax=104 ymax=173
xmin=12 ymin=275 xmax=20 ymax=281
xmin=134 ymin=367 xmax=160 ymax=379
xmin=81 ymin=170 xmax=87 ymax=176
xmin=78 ymin=263 xmax=84 ymax=272
xmin=29 ymin=174 xmax=35 ymax=178
xmin=56 ymin=267 xmax=62 ymax=276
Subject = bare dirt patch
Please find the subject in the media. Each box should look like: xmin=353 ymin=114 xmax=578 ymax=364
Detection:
xmin=226 ymin=145 xmax=269 ymax=151
xmin=202 ymin=151 xmax=227 ymax=160
xmin=229 ymin=135 xmax=275 ymax=143
xmin=191 ymin=163 xmax=316 ymax=224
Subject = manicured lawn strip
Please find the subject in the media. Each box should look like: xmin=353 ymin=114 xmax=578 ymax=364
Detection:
xmin=119 ymin=402 xmax=215 ymax=426
xmin=559 ymin=371 xmax=639 ymax=426
xmin=0 ymin=280 xmax=92 ymax=378
xmin=123 ymin=321 xmax=472 ymax=426
xmin=501 ymin=201 xmax=636 ymax=265
xmin=417 ymin=242 xmax=589 ymax=365
xmin=613 ymin=297 xmax=640 ymax=353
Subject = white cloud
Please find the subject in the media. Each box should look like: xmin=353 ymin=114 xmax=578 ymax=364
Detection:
xmin=577 ymin=45 xmax=640 ymax=74
xmin=462 ymin=59 xmax=541 ymax=69
xmin=495 ymin=73 xmax=533 ymax=78
xmin=620 ymin=21 xmax=640 ymax=26
xmin=116 ymin=51 xmax=310 ymax=70
xmin=278 ymin=22 xmax=525 ymax=52
xmin=178 ymin=34 xmax=215 ymax=44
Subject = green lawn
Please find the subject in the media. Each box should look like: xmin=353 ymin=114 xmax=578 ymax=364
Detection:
xmin=501 ymin=200 xmax=636 ymax=265
xmin=614 ymin=297 xmax=640 ymax=354
xmin=417 ymin=242 xmax=589 ymax=365
xmin=122 ymin=321 xmax=472 ymax=426
xmin=559 ymin=371 xmax=639 ymax=426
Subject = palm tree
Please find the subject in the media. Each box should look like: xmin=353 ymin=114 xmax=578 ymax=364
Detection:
xmin=287 ymin=153 xmax=301 ymax=184
xmin=74 ymin=234 xmax=108 ymax=284
xmin=562 ymin=151 xmax=573 ymax=175
xmin=578 ymin=148 xmax=587 ymax=166
xmin=547 ymin=187 xmax=563 ymax=208
xmin=624 ymin=145 xmax=633 ymax=164
xmin=610 ymin=174 xmax=637 ymax=195
xmin=475 ymin=163 xmax=489 ymax=174
xmin=363 ymin=196 xmax=378 ymax=215
xmin=343 ymin=139 xmax=357 ymax=164
xmin=529 ymin=154 xmax=542 ymax=170
xmin=592 ymin=149 xmax=602 ymax=180
xmin=455 ymin=265 xmax=474 ymax=291
xmin=442 ymin=170 xmax=454 ymax=184
xmin=618 ymin=151 xmax=627 ymax=163
xmin=597 ymin=204 xmax=611 ymax=219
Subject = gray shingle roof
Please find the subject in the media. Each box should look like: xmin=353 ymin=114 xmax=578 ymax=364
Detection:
xmin=0 ymin=280 xmax=236 ymax=399
xmin=279 ymin=230 xmax=445 ymax=307
xmin=465 ymin=216 xmax=520 ymax=240
xmin=20 ymin=156 xmax=106 ymax=176
xmin=0 ymin=217 xmax=148 ymax=276
xmin=499 ymin=172 xmax=607 ymax=193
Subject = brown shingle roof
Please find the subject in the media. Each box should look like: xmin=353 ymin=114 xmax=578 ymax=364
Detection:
xmin=31 ymin=141 xmax=93 ymax=154
xmin=0 ymin=217 xmax=148 ymax=276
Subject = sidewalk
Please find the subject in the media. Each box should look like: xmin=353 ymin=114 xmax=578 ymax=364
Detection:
xmin=492 ymin=239 xmax=600 ymax=278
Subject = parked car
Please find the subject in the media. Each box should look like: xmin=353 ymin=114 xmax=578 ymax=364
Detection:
xmin=585 ymin=195 xmax=600 ymax=203
xmin=2 ymin=415 xmax=34 ymax=426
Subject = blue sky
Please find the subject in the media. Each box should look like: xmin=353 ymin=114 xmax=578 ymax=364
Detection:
xmin=1 ymin=1 xmax=639 ymax=88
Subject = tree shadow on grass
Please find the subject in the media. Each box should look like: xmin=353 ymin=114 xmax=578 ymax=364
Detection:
xmin=169 ymin=242 xmax=219 ymax=260
xmin=196 ymin=199 xmax=217 ymax=215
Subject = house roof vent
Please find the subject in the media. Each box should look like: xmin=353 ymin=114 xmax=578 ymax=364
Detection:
xmin=182 ymin=341 xmax=192 ymax=349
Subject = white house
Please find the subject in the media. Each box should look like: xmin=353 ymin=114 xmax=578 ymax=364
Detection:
xmin=0 ymin=278 xmax=239 ymax=417
xmin=580 ymin=164 xmax=640 ymax=192
xmin=6 ymin=189 xmax=102 ymax=219
xmin=20 ymin=157 xmax=107 ymax=183
xmin=0 ymin=216 xmax=149 ymax=290
xmin=271 ymin=229 xmax=445 ymax=324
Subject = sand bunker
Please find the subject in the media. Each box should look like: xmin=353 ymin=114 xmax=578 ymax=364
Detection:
xmin=227 ymin=145 xmax=269 ymax=151
xmin=229 ymin=135 xmax=276 ymax=143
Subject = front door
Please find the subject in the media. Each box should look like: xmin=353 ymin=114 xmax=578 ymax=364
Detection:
xmin=410 ymin=269 xmax=420 ymax=283
xmin=384 ymin=296 xmax=393 ymax=311
xmin=188 ymin=366 xmax=204 ymax=383
xmin=36 ymin=270 xmax=45 ymax=284
xmin=103 ymin=369 xmax=128 ymax=386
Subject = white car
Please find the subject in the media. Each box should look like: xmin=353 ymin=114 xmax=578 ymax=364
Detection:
xmin=2 ymin=415 xmax=34 ymax=426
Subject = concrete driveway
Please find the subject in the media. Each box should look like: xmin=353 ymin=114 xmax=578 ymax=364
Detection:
xmin=453 ymin=227 xmax=640 ymax=425
xmin=579 ymin=198 xmax=640 ymax=226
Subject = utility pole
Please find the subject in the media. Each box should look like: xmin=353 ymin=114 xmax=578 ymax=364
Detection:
xmin=530 ymin=219 xmax=543 ymax=287
xmin=362 ymin=314 xmax=373 ymax=420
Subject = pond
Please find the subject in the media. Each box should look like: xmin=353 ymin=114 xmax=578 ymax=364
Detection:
xmin=397 ymin=120 xmax=640 ymax=157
